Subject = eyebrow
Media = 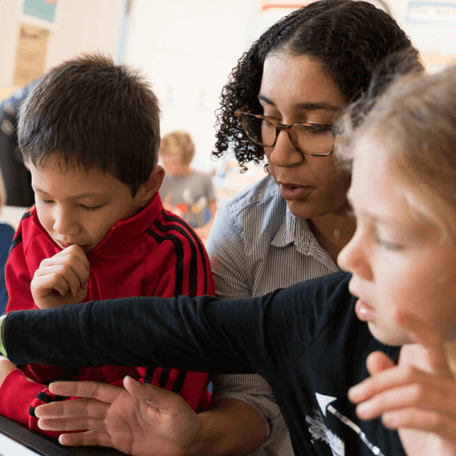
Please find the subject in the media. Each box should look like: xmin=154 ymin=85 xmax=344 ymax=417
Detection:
xmin=258 ymin=95 xmax=342 ymax=112
xmin=347 ymin=191 xmax=400 ymax=228
xmin=33 ymin=187 xmax=102 ymax=199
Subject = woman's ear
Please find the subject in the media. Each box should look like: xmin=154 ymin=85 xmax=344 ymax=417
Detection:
xmin=137 ymin=165 xmax=165 ymax=205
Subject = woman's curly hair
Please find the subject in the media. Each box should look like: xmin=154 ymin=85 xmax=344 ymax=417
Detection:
xmin=213 ymin=0 xmax=420 ymax=169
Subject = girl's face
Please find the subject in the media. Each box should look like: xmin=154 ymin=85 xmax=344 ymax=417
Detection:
xmin=259 ymin=53 xmax=350 ymax=219
xmin=338 ymin=134 xmax=456 ymax=345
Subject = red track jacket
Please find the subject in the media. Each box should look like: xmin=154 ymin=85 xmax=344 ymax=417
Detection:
xmin=2 ymin=192 xmax=214 ymax=438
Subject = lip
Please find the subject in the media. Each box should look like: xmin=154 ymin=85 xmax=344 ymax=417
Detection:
xmin=56 ymin=241 xmax=74 ymax=250
xmin=354 ymin=298 xmax=377 ymax=322
xmin=55 ymin=241 xmax=89 ymax=251
xmin=279 ymin=184 xmax=313 ymax=201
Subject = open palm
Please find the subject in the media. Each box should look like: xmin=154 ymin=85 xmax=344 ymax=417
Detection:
xmin=36 ymin=377 xmax=202 ymax=456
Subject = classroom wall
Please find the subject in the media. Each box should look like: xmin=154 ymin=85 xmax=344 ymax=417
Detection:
xmin=124 ymin=0 xmax=255 ymax=174
xmin=123 ymin=0 xmax=456 ymax=177
xmin=1 ymin=0 xmax=455 ymax=182
xmin=0 ymin=0 xmax=125 ymax=88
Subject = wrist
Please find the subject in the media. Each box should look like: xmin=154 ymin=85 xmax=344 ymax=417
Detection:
xmin=0 ymin=315 xmax=7 ymax=357
xmin=184 ymin=413 xmax=217 ymax=456
xmin=185 ymin=402 xmax=265 ymax=456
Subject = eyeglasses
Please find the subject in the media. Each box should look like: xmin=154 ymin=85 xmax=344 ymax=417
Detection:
xmin=235 ymin=111 xmax=334 ymax=157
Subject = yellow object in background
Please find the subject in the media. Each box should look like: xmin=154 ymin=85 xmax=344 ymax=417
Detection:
xmin=13 ymin=23 xmax=50 ymax=87
xmin=0 ymin=89 xmax=16 ymax=100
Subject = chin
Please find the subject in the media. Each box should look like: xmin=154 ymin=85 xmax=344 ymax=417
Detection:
xmin=367 ymin=322 xmax=408 ymax=347
xmin=286 ymin=200 xmax=318 ymax=219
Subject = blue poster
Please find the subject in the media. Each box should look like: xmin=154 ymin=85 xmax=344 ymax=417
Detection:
xmin=23 ymin=0 xmax=58 ymax=23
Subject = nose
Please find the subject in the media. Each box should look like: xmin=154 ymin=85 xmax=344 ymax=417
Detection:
xmin=268 ymin=130 xmax=304 ymax=168
xmin=337 ymin=229 xmax=373 ymax=281
xmin=52 ymin=205 xmax=80 ymax=236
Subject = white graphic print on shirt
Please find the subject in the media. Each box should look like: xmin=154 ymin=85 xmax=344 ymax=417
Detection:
xmin=306 ymin=393 xmax=385 ymax=456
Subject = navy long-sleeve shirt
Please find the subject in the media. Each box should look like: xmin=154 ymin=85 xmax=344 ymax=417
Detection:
xmin=4 ymin=271 xmax=404 ymax=456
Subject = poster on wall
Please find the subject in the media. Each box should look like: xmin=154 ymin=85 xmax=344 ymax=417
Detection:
xmin=23 ymin=0 xmax=58 ymax=23
xmin=12 ymin=23 xmax=50 ymax=87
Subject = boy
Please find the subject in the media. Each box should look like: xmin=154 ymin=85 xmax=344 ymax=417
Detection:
xmin=159 ymin=131 xmax=216 ymax=242
xmin=0 ymin=54 xmax=214 ymax=438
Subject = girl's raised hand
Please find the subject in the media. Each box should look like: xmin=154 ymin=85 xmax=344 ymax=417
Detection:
xmin=348 ymin=312 xmax=456 ymax=456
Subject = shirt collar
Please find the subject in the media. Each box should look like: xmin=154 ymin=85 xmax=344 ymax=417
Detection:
xmin=89 ymin=192 xmax=163 ymax=256
xmin=270 ymin=204 xmax=314 ymax=255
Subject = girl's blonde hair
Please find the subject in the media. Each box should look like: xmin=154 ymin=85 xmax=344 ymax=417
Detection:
xmin=337 ymin=64 xmax=456 ymax=243
xmin=159 ymin=131 xmax=195 ymax=166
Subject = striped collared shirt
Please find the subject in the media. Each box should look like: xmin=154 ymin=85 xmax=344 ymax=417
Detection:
xmin=207 ymin=174 xmax=339 ymax=456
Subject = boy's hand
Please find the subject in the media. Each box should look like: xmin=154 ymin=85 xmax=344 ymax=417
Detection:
xmin=31 ymin=245 xmax=90 ymax=309
xmin=35 ymin=377 xmax=202 ymax=456
xmin=0 ymin=356 xmax=16 ymax=386
xmin=348 ymin=312 xmax=456 ymax=456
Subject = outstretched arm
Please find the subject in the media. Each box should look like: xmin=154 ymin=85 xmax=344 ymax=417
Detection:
xmin=349 ymin=312 xmax=456 ymax=456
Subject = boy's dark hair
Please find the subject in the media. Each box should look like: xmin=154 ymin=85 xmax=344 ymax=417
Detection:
xmin=214 ymin=0 xmax=421 ymax=169
xmin=18 ymin=54 xmax=160 ymax=196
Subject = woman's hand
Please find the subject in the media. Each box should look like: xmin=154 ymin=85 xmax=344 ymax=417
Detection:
xmin=36 ymin=376 xmax=202 ymax=456
xmin=348 ymin=312 xmax=456 ymax=455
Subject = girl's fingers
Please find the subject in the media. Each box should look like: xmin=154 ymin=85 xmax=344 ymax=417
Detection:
xmin=366 ymin=351 xmax=396 ymax=376
xmin=354 ymin=377 xmax=455 ymax=420
xmin=349 ymin=360 xmax=455 ymax=407
xmin=382 ymin=406 xmax=456 ymax=444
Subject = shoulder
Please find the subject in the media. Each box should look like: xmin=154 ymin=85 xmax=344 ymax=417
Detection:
xmin=9 ymin=207 xmax=49 ymax=254
xmin=0 ymin=222 xmax=15 ymax=238
xmin=269 ymin=271 xmax=354 ymax=331
xmin=254 ymin=271 xmax=355 ymax=358
xmin=221 ymin=175 xmax=284 ymax=218
xmin=149 ymin=209 xmax=204 ymax=248
xmin=207 ymin=176 xmax=284 ymax=249
xmin=191 ymin=170 xmax=211 ymax=179
xmin=186 ymin=170 xmax=213 ymax=188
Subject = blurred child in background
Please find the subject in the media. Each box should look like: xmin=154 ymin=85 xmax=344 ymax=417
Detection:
xmin=159 ymin=131 xmax=217 ymax=242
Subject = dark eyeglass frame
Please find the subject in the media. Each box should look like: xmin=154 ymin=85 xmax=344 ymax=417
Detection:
xmin=235 ymin=110 xmax=334 ymax=157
